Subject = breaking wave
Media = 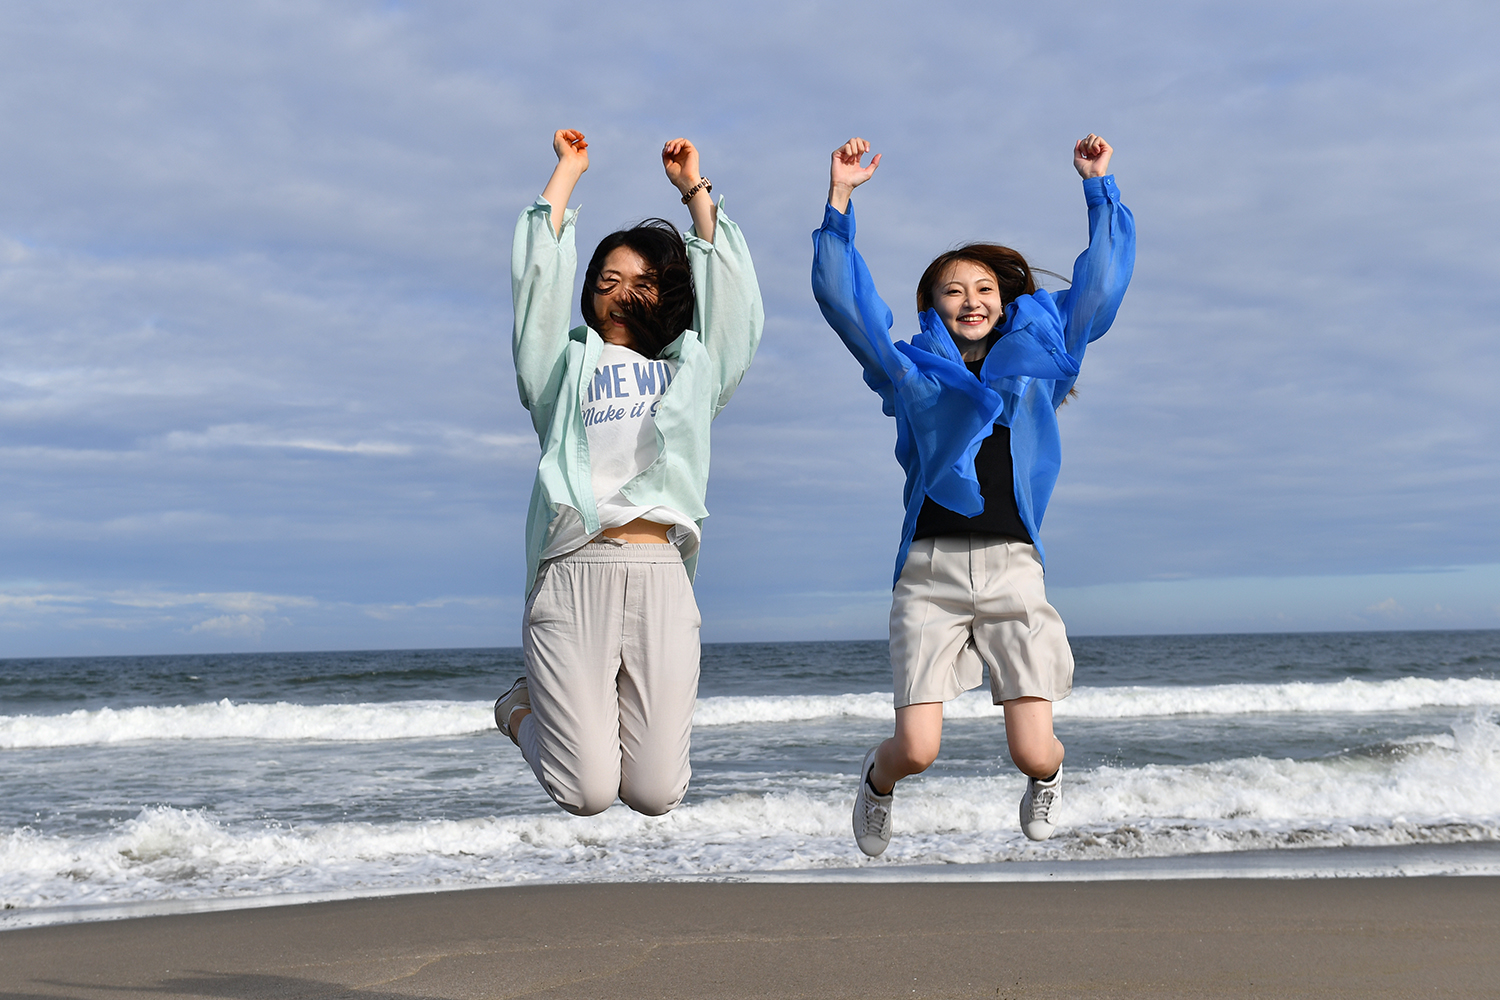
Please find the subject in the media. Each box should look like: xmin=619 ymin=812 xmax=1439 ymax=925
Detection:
xmin=4 ymin=712 xmax=1497 ymax=914
xmin=5 ymin=676 xmax=1499 ymax=748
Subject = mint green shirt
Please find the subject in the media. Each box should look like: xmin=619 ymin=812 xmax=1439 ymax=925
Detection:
xmin=511 ymin=197 xmax=764 ymax=592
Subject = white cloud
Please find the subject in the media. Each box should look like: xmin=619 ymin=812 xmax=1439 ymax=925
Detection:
xmin=1364 ymin=598 xmax=1406 ymax=621
xmin=188 ymin=613 xmax=266 ymax=638
xmin=0 ymin=591 xmax=88 ymax=612
xmin=102 ymin=589 xmax=316 ymax=615
xmin=0 ymin=581 xmax=515 ymax=653
xmin=162 ymin=425 xmax=413 ymax=457
xmin=0 ymin=1 xmax=1497 ymax=653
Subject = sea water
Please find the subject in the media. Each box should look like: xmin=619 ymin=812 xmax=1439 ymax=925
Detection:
xmin=2 ymin=631 xmax=1498 ymax=926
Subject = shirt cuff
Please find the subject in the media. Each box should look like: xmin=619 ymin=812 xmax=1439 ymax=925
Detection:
xmin=1083 ymin=175 xmax=1119 ymax=207
xmin=821 ymin=199 xmax=856 ymax=240
xmin=532 ymin=195 xmax=579 ymax=235
xmin=685 ymin=196 xmax=728 ymax=248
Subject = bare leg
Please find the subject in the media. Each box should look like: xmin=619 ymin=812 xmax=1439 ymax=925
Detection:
xmin=869 ymin=702 xmax=943 ymax=794
xmin=1002 ymin=696 xmax=1064 ymax=777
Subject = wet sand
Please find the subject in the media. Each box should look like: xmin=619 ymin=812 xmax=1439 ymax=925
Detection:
xmin=2 ymin=877 xmax=1497 ymax=998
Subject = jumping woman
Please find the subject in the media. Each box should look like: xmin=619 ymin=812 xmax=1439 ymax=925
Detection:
xmin=811 ymin=134 xmax=1134 ymax=855
xmin=497 ymin=129 xmax=763 ymax=816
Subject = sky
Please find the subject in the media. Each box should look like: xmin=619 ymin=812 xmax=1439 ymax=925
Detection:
xmin=1 ymin=0 xmax=1497 ymax=656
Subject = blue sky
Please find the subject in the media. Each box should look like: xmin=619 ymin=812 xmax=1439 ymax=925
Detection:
xmin=1 ymin=1 xmax=1497 ymax=655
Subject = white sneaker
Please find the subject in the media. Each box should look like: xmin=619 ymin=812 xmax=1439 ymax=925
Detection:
xmin=852 ymin=747 xmax=893 ymax=857
xmin=493 ymin=676 xmax=530 ymax=747
xmin=1019 ymin=768 xmax=1061 ymax=841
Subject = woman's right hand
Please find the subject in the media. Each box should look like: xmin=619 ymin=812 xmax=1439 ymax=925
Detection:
xmin=828 ymin=137 xmax=880 ymax=214
xmin=552 ymin=129 xmax=589 ymax=174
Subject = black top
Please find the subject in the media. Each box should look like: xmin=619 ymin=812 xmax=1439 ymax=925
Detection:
xmin=911 ymin=358 xmax=1033 ymax=544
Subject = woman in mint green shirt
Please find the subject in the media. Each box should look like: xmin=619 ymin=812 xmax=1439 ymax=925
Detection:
xmin=495 ymin=129 xmax=763 ymax=817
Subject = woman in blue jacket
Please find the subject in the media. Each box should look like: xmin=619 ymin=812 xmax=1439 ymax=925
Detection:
xmin=811 ymin=135 xmax=1134 ymax=856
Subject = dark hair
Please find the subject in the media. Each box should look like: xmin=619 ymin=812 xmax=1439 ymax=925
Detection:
xmin=580 ymin=218 xmax=696 ymax=359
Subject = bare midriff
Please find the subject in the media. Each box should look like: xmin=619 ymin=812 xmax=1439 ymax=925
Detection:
xmin=600 ymin=517 xmax=673 ymax=544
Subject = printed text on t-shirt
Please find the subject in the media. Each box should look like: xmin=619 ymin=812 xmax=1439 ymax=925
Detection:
xmin=583 ymin=360 xmax=674 ymax=426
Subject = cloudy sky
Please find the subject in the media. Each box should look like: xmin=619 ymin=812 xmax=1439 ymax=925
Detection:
xmin=1 ymin=1 xmax=1496 ymax=656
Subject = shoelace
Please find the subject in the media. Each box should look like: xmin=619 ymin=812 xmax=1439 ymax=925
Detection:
xmin=863 ymin=793 xmax=891 ymax=837
xmin=1030 ymin=782 xmax=1057 ymax=823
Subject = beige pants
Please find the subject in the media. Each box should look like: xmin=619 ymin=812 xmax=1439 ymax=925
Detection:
xmin=890 ymin=535 xmax=1074 ymax=708
xmin=518 ymin=539 xmax=700 ymax=817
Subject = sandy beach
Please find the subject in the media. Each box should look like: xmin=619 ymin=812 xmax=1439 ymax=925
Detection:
xmin=2 ymin=876 xmax=1497 ymax=999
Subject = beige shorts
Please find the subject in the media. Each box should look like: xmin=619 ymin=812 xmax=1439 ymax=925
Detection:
xmin=890 ymin=535 xmax=1073 ymax=708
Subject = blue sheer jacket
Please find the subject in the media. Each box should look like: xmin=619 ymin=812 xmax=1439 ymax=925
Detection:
xmin=810 ymin=176 xmax=1135 ymax=587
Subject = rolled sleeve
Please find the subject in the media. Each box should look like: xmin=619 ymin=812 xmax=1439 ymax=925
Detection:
xmin=686 ymin=200 xmax=765 ymax=414
xmin=511 ymin=197 xmax=582 ymax=430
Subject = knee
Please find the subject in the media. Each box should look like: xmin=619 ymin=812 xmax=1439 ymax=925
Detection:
xmin=619 ymin=774 xmax=688 ymax=817
xmin=552 ymin=789 xmax=615 ymax=817
xmin=1009 ymin=738 xmax=1063 ymax=778
xmin=890 ymin=732 xmax=941 ymax=775
xmin=546 ymin=773 xmax=619 ymax=818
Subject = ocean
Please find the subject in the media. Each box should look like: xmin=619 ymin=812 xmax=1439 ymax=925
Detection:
xmin=3 ymin=630 xmax=1499 ymax=928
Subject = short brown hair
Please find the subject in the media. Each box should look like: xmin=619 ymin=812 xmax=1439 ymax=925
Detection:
xmin=916 ymin=244 xmax=1035 ymax=314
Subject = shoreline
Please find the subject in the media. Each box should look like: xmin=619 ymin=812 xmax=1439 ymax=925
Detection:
xmin=6 ymin=840 xmax=1499 ymax=934
xmin=2 ymin=874 xmax=1497 ymax=998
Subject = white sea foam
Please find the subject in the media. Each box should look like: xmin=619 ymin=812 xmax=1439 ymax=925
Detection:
xmin=0 ymin=699 xmax=494 ymax=749
xmin=698 ymin=675 xmax=1500 ymax=724
xmin=4 ymin=676 xmax=1499 ymax=748
xmin=691 ymin=691 xmax=894 ymax=726
xmin=1055 ymin=676 xmax=1500 ymax=720
xmin=4 ymin=712 xmax=1497 ymax=916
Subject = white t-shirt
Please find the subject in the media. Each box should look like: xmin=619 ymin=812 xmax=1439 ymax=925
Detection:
xmin=541 ymin=342 xmax=701 ymax=561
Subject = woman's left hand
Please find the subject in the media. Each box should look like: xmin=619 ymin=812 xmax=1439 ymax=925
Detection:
xmin=662 ymin=138 xmax=703 ymax=195
xmin=1073 ymin=134 xmax=1113 ymax=178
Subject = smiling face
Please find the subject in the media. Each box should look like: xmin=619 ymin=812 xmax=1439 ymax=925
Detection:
xmin=930 ymin=260 xmax=1005 ymax=356
xmin=591 ymin=246 xmax=658 ymax=349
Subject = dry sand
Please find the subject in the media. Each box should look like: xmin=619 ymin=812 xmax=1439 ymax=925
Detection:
xmin=2 ymin=877 xmax=1497 ymax=998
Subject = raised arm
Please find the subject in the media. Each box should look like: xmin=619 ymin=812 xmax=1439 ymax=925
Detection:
xmin=539 ymin=130 xmax=588 ymax=238
xmin=811 ymin=139 xmax=907 ymax=405
xmin=1051 ymin=133 xmax=1136 ymax=390
xmin=663 ymin=138 xmax=763 ymax=408
xmin=663 ymin=138 xmax=717 ymax=244
xmin=828 ymin=136 xmax=881 ymax=214
xmin=513 ymin=130 xmax=587 ymax=428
